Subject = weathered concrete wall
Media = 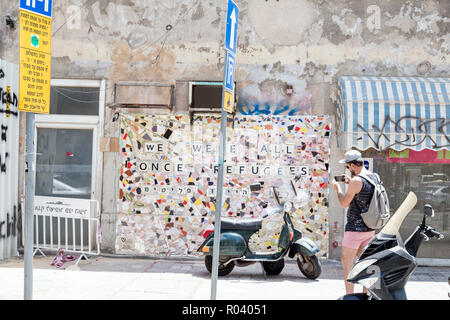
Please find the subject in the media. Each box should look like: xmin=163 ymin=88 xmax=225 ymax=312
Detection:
xmin=1 ymin=0 xmax=449 ymax=258
xmin=50 ymin=0 xmax=449 ymax=111
xmin=3 ymin=1 xmax=449 ymax=103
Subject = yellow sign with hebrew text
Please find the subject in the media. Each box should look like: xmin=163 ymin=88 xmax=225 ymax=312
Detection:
xmin=19 ymin=9 xmax=52 ymax=114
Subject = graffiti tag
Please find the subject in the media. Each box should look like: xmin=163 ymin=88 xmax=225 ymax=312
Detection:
xmin=238 ymin=104 xmax=303 ymax=116
xmin=1 ymin=125 xmax=7 ymax=142
xmin=0 ymin=206 xmax=17 ymax=239
xmin=358 ymin=115 xmax=450 ymax=150
xmin=0 ymin=68 xmax=19 ymax=117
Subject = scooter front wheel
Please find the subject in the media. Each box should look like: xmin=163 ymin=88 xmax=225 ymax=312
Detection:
xmin=204 ymin=255 xmax=235 ymax=276
xmin=297 ymin=254 xmax=321 ymax=280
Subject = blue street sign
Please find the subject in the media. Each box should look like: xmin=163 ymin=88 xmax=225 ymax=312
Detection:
xmin=225 ymin=0 xmax=239 ymax=55
xmin=20 ymin=0 xmax=53 ymax=18
xmin=364 ymin=160 xmax=370 ymax=170
xmin=225 ymin=51 xmax=235 ymax=92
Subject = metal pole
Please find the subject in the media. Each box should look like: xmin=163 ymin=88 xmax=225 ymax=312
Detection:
xmin=24 ymin=112 xmax=35 ymax=300
xmin=210 ymin=61 xmax=230 ymax=299
xmin=211 ymin=108 xmax=227 ymax=300
xmin=211 ymin=0 xmax=239 ymax=300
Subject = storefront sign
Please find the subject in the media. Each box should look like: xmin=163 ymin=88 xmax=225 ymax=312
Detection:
xmin=387 ymin=149 xmax=450 ymax=164
xmin=19 ymin=0 xmax=52 ymax=114
xmin=34 ymin=196 xmax=91 ymax=219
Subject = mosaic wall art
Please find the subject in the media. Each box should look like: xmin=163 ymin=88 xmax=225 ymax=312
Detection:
xmin=117 ymin=113 xmax=331 ymax=257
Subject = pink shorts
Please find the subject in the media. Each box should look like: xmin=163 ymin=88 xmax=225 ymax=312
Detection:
xmin=342 ymin=231 xmax=375 ymax=250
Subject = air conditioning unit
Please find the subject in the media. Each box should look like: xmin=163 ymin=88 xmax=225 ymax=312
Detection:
xmin=188 ymin=81 xmax=236 ymax=112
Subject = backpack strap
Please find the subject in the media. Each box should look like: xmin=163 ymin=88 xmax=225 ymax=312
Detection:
xmin=358 ymin=172 xmax=379 ymax=186
xmin=353 ymin=174 xmax=372 ymax=214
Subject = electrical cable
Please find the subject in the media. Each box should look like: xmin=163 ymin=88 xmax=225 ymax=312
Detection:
xmin=147 ymin=0 xmax=202 ymax=65
xmin=52 ymin=0 xmax=92 ymax=37
xmin=54 ymin=87 xmax=101 ymax=94
xmin=52 ymin=1 xmax=204 ymax=70
xmin=53 ymin=87 xmax=99 ymax=104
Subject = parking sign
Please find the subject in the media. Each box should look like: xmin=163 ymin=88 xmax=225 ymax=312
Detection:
xmin=20 ymin=0 xmax=53 ymax=17
xmin=225 ymin=51 xmax=235 ymax=92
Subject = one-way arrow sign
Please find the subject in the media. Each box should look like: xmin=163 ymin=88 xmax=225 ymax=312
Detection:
xmin=225 ymin=0 xmax=239 ymax=55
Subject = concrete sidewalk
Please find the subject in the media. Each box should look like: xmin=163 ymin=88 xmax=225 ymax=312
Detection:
xmin=0 ymin=255 xmax=448 ymax=300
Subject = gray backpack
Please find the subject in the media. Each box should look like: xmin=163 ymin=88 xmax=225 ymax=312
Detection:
xmin=357 ymin=172 xmax=391 ymax=230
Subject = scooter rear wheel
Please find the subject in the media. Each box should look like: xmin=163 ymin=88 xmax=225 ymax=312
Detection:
xmin=297 ymin=254 xmax=321 ymax=280
xmin=262 ymin=259 xmax=285 ymax=275
xmin=204 ymin=255 xmax=235 ymax=276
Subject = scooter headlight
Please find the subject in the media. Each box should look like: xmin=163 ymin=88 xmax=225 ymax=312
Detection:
xmin=284 ymin=201 xmax=293 ymax=212
xmin=347 ymin=258 xmax=378 ymax=281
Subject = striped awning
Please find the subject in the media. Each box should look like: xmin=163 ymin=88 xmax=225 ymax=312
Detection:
xmin=337 ymin=76 xmax=450 ymax=151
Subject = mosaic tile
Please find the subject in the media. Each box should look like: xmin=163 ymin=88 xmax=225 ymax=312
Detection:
xmin=117 ymin=113 xmax=331 ymax=257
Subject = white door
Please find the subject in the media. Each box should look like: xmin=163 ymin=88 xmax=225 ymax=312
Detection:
xmin=33 ymin=79 xmax=105 ymax=252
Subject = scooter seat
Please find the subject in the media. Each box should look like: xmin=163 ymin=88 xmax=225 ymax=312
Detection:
xmin=221 ymin=218 xmax=262 ymax=231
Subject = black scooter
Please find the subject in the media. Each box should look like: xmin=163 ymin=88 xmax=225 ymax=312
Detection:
xmin=339 ymin=192 xmax=444 ymax=300
xmin=198 ymin=178 xmax=322 ymax=279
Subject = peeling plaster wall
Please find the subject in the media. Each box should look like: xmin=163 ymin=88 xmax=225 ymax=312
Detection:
xmin=47 ymin=0 xmax=450 ymax=118
xmin=3 ymin=1 xmax=448 ymax=106
xmin=46 ymin=0 xmax=449 ymax=109
xmin=2 ymin=0 xmax=448 ymax=258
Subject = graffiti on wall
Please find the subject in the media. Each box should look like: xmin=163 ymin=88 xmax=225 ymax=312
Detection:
xmin=357 ymin=115 xmax=450 ymax=150
xmin=238 ymin=103 xmax=311 ymax=116
xmin=237 ymin=88 xmax=312 ymax=116
xmin=0 ymin=71 xmax=19 ymax=117
xmin=0 ymin=206 xmax=17 ymax=240
xmin=117 ymin=113 xmax=331 ymax=257
xmin=0 ymin=60 xmax=20 ymax=260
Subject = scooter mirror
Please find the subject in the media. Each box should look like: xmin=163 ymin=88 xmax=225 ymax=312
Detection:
xmin=424 ymin=204 xmax=435 ymax=218
xmin=272 ymin=186 xmax=281 ymax=205
xmin=290 ymin=180 xmax=297 ymax=197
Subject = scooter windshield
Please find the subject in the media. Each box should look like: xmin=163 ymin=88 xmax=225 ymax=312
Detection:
xmin=271 ymin=178 xmax=298 ymax=205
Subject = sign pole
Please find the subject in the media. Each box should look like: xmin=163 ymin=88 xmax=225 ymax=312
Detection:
xmin=24 ymin=111 xmax=35 ymax=300
xmin=19 ymin=0 xmax=53 ymax=300
xmin=210 ymin=0 xmax=238 ymax=300
xmin=210 ymin=107 xmax=227 ymax=300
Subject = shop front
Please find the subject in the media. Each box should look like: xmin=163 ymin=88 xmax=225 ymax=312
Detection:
xmin=337 ymin=76 xmax=450 ymax=262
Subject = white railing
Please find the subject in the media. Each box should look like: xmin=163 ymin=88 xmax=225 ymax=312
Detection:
xmin=33 ymin=198 xmax=100 ymax=266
